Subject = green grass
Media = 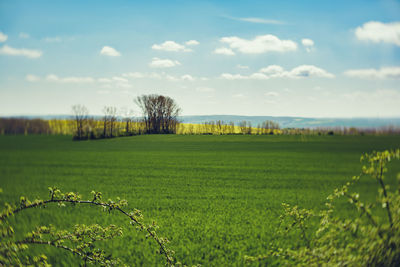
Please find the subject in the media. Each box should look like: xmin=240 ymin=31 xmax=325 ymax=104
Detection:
xmin=1 ymin=134 xmax=400 ymax=266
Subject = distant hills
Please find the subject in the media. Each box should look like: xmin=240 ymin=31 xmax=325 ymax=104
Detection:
xmin=3 ymin=115 xmax=400 ymax=128
xmin=180 ymin=115 xmax=400 ymax=128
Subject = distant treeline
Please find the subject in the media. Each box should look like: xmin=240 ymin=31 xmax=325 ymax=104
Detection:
xmin=2 ymin=94 xmax=399 ymax=139
xmin=0 ymin=118 xmax=52 ymax=135
xmin=1 ymin=117 xmax=400 ymax=138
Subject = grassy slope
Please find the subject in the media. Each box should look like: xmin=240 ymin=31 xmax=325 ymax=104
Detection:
xmin=0 ymin=135 xmax=399 ymax=266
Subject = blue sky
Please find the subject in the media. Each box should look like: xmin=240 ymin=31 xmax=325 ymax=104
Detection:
xmin=1 ymin=0 xmax=400 ymax=117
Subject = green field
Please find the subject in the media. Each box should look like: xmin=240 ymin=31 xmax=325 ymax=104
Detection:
xmin=1 ymin=135 xmax=399 ymax=266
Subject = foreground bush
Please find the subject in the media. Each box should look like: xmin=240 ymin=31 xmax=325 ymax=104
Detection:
xmin=0 ymin=188 xmax=174 ymax=266
xmin=246 ymin=149 xmax=400 ymax=266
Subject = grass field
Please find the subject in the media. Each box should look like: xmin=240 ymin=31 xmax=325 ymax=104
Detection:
xmin=1 ymin=135 xmax=400 ymax=266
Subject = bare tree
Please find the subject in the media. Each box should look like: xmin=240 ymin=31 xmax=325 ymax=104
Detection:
xmin=72 ymin=105 xmax=89 ymax=140
xmin=228 ymin=121 xmax=235 ymax=134
xmin=261 ymin=120 xmax=280 ymax=134
xmin=120 ymin=107 xmax=135 ymax=136
xmin=109 ymin=107 xmax=117 ymax=137
xmin=135 ymin=94 xmax=181 ymax=134
xmin=216 ymin=120 xmax=223 ymax=135
xmin=238 ymin=121 xmax=247 ymax=135
xmin=102 ymin=106 xmax=117 ymax=138
xmin=238 ymin=121 xmax=252 ymax=135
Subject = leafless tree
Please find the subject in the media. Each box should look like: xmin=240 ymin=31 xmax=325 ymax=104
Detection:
xmin=72 ymin=104 xmax=89 ymax=140
xmin=102 ymin=106 xmax=117 ymax=138
xmin=261 ymin=120 xmax=280 ymax=134
xmin=135 ymin=94 xmax=181 ymax=134
xmin=228 ymin=121 xmax=235 ymax=134
xmin=238 ymin=121 xmax=252 ymax=135
xmin=215 ymin=120 xmax=222 ymax=135
xmin=120 ymin=107 xmax=135 ymax=135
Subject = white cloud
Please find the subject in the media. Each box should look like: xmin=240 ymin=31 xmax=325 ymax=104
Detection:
xmin=43 ymin=37 xmax=61 ymax=42
xmin=27 ymin=72 xmax=199 ymax=85
xmin=214 ymin=47 xmax=235 ymax=55
xmin=225 ymin=16 xmax=284 ymax=25
xmin=221 ymin=65 xmax=334 ymax=80
xmin=185 ymin=40 xmax=199 ymax=46
xmin=0 ymin=45 xmax=42 ymax=58
xmin=112 ymin=76 xmax=128 ymax=82
xmin=0 ymin=32 xmax=7 ymax=42
xmin=220 ymin=73 xmax=247 ymax=80
xmin=122 ymin=71 xmax=195 ymax=81
xmin=301 ymin=38 xmax=314 ymax=47
xmin=355 ymin=21 xmax=400 ymax=46
xmin=152 ymin=41 xmax=192 ymax=52
xmin=26 ymin=74 xmax=40 ymax=82
xmin=122 ymin=72 xmax=162 ymax=79
xmin=45 ymin=74 xmax=59 ymax=82
xmin=62 ymin=77 xmax=95 ymax=83
xmin=259 ymin=65 xmax=285 ymax=77
xmin=19 ymin=33 xmax=30 ymax=39
xmin=97 ymin=76 xmax=131 ymax=88
xmin=162 ymin=74 xmax=196 ymax=82
xmin=220 ymin=72 xmax=269 ymax=80
xmin=122 ymin=72 xmax=146 ymax=79
xmin=181 ymin=74 xmax=195 ymax=81
xmin=344 ymin=66 xmax=400 ymax=79
xmin=237 ymin=64 xmax=249 ymax=69
xmin=220 ymin=34 xmax=297 ymax=54
xmin=37 ymin=71 xmax=197 ymax=84
xmin=165 ymin=75 xmax=180 ymax=82
xmin=100 ymin=46 xmax=121 ymax=57
xmin=288 ymin=65 xmax=334 ymax=78
xmin=45 ymin=74 xmax=95 ymax=83
xmin=301 ymin=38 xmax=314 ymax=52
xmin=249 ymin=73 xmax=269 ymax=80
xmin=237 ymin=17 xmax=283 ymax=25
xmin=149 ymin=57 xmax=181 ymax=68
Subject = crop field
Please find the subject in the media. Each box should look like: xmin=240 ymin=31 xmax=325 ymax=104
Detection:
xmin=1 ymin=135 xmax=399 ymax=266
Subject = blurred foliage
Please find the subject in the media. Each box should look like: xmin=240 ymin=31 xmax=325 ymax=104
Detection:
xmin=246 ymin=149 xmax=400 ymax=266
xmin=2 ymin=118 xmax=399 ymax=138
xmin=0 ymin=187 xmax=174 ymax=266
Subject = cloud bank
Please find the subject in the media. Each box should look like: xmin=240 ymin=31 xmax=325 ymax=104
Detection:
xmin=152 ymin=40 xmax=197 ymax=52
xmin=0 ymin=45 xmax=42 ymax=58
xmin=149 ymin=57 xmax=181 ymax=68
xmin=355 ymin=21 xmax=400 ymax=46
xmin=219 ymin=34 xmax=297 ymax=54
xmin=344 ymin=67 xmax=400 ymax=79
xmin=221 ymin=65 xmax=334 ymax=80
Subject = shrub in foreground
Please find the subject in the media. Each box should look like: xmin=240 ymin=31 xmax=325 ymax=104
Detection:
xmin=0 ymin=188 xmax=174 ymax=266
xmin=246 ymin=149 xmax=400 ymax=266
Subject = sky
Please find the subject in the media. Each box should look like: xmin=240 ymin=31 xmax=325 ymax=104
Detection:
xmin=1 ymin=0 xmax=400 ymax=118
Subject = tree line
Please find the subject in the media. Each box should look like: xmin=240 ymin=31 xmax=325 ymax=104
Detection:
xmin=72 ymin=94 xmax=181 ymax=140
xmin=1 ymin=94 xmax=400 ymax=138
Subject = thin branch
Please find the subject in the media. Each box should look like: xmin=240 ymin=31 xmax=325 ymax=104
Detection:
xmin=3 ymin=198 xmax=172 ymax=265
xmin=377 ymin=161 xmax=393 ymax=228
xmin=343 ymin=193 xmax=378 ymax=228
xmin=16 ymin=239 xmax=98 ymax=263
